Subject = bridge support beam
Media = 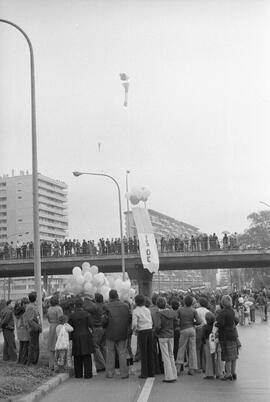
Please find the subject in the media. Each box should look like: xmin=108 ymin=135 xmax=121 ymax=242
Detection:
xmin=127 ymin=264 xmax=153 ymax=297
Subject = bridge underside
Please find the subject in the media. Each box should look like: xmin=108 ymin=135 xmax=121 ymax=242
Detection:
xmin=0 ymin=251 xmax=270 ymax=279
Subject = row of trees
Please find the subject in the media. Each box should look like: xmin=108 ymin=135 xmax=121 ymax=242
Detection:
xmin=238 ymin=210 xmax=270 ymax=288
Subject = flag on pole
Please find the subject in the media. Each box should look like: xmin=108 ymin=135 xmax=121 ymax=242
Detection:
xmin=132 ymin=207 xmax=159 ymax=273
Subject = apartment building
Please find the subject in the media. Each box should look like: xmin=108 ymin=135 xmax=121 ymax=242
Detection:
xmin=0 ymin=170 xmax=68 ymax=245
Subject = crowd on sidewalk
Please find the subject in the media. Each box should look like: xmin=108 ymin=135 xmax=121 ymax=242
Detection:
xmin=0 ymin=287 xmax=268 ymax=383
xmin=0 ymin=232 xmax=241 ymax=260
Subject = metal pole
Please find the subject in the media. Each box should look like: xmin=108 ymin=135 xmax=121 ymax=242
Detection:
xmin=73 ymin=171 xmax=126 ymax=280
xmin=0 ymin=19 xmax=42 ymax=323
xmin=126 ymin=170 xmax=131 ymax=239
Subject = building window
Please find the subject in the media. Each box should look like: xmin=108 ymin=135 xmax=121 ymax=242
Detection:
xmin=18 ymin=196 xmax=22 ymax=199
xmin=18 ymin=219 xmax=23 ymax=222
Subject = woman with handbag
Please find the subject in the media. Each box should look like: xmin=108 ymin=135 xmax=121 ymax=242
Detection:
xmin=47 ymin=296 xmax=63 ymax=369
xmin=201 ymin=311 xmax=216 ymax=379
xmin=215 ymin=295 xmax=239 ymax=381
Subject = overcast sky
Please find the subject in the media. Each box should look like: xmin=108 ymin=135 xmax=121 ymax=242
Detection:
xmin=1 ymin=0 xmax=270 ymax=240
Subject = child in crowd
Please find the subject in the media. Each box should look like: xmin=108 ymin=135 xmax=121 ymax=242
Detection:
xmin=202 ymin=311 xmax=216 ymax=379
xmin=54 ymin=315 xmax=73 ymax=373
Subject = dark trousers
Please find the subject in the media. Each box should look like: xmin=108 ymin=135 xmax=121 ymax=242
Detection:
xmin=153 ymin=334 xmax=164 ymax=374
xmin=138 ymin=329 xmax=154 ymax=378
xmin=18 ymin=341 xmax=29 ymax=364
xmin=74 ymin=355 xmax=92 ymax=378
xmin=250 ymin=309 xmax=255 ymax=323
xmin=2 ymin=329 xmax=17 ymax=361
xmin=27 ymin=331 xmax=40 ymax=365
xmin=173 ymin=330 xmax=180 ymax=361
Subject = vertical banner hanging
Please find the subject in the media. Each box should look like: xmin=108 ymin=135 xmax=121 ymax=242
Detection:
xmin=132 ymin=207 xmax=159 ymax=273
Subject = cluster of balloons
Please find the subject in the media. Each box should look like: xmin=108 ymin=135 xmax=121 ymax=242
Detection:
xmin=126 ymin=186 xmax=151 ymax=206
xmin=64 ymin=262 xmax=136 ymax=301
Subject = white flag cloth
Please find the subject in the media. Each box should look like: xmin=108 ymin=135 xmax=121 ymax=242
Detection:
xmin=132 ymin=207 xmax=159 ymax=273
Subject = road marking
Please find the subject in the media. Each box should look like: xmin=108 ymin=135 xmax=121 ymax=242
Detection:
xmin=137 ymin=377 xmax=155 ymax=402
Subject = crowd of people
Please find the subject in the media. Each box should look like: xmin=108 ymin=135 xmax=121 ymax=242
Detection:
xmin=0 ymin=288 xmax=268 ymax=382
xmin=0 ymin=232 xmax=241 ymax=260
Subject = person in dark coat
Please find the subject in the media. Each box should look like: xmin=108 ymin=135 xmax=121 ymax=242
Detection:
xmin=14 ymin=298 xmax=30 ymax=364
xmin=68 ymin=296 xmax=94 ymax=379
xmin=0 ymin=300 xmax=17 ymax=361
xmin=215 ymin=295 xmax=239 ymax=381
xmin=103 ymin=289 xmax=131 ymax=379
xmin=24 ymin=292 xmax=42 ymax=365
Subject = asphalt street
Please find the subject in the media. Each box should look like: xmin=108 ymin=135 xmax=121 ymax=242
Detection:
xmin=40 ymin=319 xmax=270 ymax=402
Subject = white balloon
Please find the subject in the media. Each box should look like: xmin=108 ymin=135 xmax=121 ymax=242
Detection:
xmin=72 ymin=266 xmax=82 ymax=277
xmin=90 ymin=265 xmax=99 ymax=276
xmin=72 ymin=284 xmax=83 ymax=295
xmin=141 ymin=187 xmax=151 ymax=202
xmin=115 ymin=278 xmax=124 ymax=292
xmin=107 ymin=276 xmax=115 ymax=288
xmin=84 ymin=282 xmax=93 ymax=293
xmin=84 ymin=282 xmax=95 ymax=295
xmin=82 ymin=262 xmax=91 ymax=273
xmin=92 ymin=273 xmax=105 ymax=287
xmin=122 ymin=292 xmax=131 ymax=301
xmin=95 ymin=273 xmax=105 ymax=285
xmin=129 ymin=194 xmax=140 ymax=205
xmin=84 ymin=272 xmax=93 ymax=282
xmin=122 ymin=280 xmax=131 ymax=291
xmin=76 ymin=275 xmax=85 ymax=285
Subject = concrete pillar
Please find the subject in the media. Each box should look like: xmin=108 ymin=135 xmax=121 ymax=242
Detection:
xmin=127 ymin=264 xmax=153 ymax=298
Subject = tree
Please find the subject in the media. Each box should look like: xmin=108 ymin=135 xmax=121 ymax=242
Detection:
xmin=239 ymin=210 xmax=270 ymax=249
xmin=238 ymin=210 xmax=270 ymax=288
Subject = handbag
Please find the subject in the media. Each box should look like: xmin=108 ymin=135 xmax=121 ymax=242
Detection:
xmin=209 ymin=324 xmax=218 ymax=354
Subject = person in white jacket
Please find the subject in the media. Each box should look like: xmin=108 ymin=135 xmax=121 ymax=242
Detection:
xmin=55 ymin=315 xmax=73 ymax=372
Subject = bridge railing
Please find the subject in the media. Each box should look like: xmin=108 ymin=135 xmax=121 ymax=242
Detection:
xmin=0 ymin=244 xmax=258 ymax=261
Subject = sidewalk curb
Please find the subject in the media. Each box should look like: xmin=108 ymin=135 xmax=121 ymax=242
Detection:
xmin=12 ymin=373 xmax=69 ymax=402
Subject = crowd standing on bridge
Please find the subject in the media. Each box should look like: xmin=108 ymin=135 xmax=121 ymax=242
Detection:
xmin=0 ymin=287 xmax=268 ymax=384
xmin=0 ymin=232 xmax=241 ymax=260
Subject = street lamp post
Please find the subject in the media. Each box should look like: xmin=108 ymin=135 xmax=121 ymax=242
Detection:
xmin=126 ymin=170 xmax=131 ymax=239
xmin=0 ymin=19 xmax=42 ymax=321
xmin=73 ymin=171 xmax=126 ymax=280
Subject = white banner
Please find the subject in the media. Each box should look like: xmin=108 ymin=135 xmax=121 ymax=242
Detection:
xmin=132 ymin=207 xmax=159 ymax=273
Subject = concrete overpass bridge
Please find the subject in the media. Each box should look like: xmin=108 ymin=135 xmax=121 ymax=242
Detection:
xmin=1 ymin=249 xmax=270 ymax=294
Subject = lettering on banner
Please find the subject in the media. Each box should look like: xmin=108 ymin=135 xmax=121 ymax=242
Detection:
xmin=145 ymin=235 xmax=152 ymax=263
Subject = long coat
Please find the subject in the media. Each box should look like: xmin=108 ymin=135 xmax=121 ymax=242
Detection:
xmin=215 ymin=307 xmax=238 ymax=341
xmin=68 ymin=308 xmax=94 ymax=356
xmin=47 ymin=305 xmax=63 ymax=352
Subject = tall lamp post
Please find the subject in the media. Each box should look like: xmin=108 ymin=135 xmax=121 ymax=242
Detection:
xmin=0 ymin=19 xmax=42 ymax=321
xmin=73 ymin=171 xmax=126 ymax=280
xmin=126 ymin=170 xmax=131 ymax=239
